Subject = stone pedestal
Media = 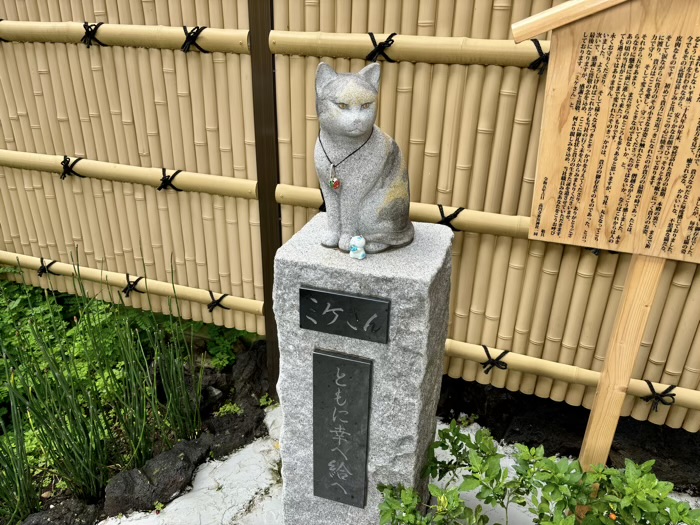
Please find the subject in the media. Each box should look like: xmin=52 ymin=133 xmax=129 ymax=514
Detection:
xmin=273 ymin=213 xmax=452 ymax=524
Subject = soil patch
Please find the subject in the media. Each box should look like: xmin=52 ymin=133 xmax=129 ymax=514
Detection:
xmin=437 ymin=377 xmax=700 ymax=496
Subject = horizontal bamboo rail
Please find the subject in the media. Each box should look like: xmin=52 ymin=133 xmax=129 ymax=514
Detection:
xmin=0 ymin=150 xmax=258 ymax=200
xmin=269 ymin=31 xmax=550 ymax=67
xmin=512 ymin=0 xmax=631 ymax=43
xmin=0 ymin=250 xmax=264 ymax=316
xmin=0 ymin=20 xmax=249 ymax=54
xmin=445 ymin=339 xmax=700 ymax=412
xmin=275 ymin=184 xmax=531 ymax=238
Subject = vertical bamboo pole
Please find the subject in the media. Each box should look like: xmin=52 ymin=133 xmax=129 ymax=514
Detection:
xmin=37 ymin=1 xmax=89 ymax=289
xmin=182 ymin=3 xmax=212 ymax=322
xmin=273 ymin=0 xmax=294 ymax=244
xmin=501 ymin=241 xmax=546 ymax=390
xmin=218 ymin=0 xmax=245 ymax=329
xmin=614 ymin=260 xmax=678 ymax=413
xmin=389 ymin=0 xmax=418 ymax=152
xmin=418 ymin=0 xmax=454 ymax=204
xmin=7 ymin=1 xmax=71 ymax=294
xmin=445 ymin=0 xmax=490 ymax=377
xmin=0 ymin=30 xmax=46 ymax=289
xmin=304 ymin=0 xmax=320 ymax=223
xmin=581 ymin=255 xmax=633 ymax=408
xmin=197 ymin=0 xmax=227 ymax=326
xmin=506 ymin=244 xmax=562 ymax=391
xmin=129 ymin=2 xmax=172 ymax=314
xmin=647 ymin=271 xmax=700 ymax=425
xmin=159 ymin=2 xmax=197 ymax=320
xmin=435 ymin=1 xmax=472 ymax=208
xmin=437 ymin=0 xmax=471 ymax=375
xmin=349 ymin=0 xmax=368 ymax=72
xmin=580 ymin=255 xmax=665 ymax=470
xmin=485 ymin=78 xmax=539 ymax=389
xmin=97 ymin=0 xmax=145 ymax=309
xmin=238 ymin=0 xmax=266 ymax=335
xmin=563 ymin=251 xmax=619 ymax=406
xmin=377 ymin=0 xmax=402 ymax=135
xmin=519 ymin=245 xmax=579 ymax=394
xmin=666 ymin=331 xmax=700 ymax=428
xmin=629 ymin=263 xmax=696 ymax=422
xmin=334 ymin=0 xmax=351 ymax=73
xmin=546 ymin=249 xmax=597 ymax=400
xmin=405 ymin=0 xmax=436 ymax=195
xmin=223 ymin=3 xmax=256 ymax=333
xmin=11 ymin=35 xmax=64 ymax=283
xmin=289 ymin=0 xmax=307 ymax=234
xmin=210 ymin=1 xmax=238 ymax=329
xmin=137 ymin=6 xmax=179 ymax=315
xmin=184 ymin=7 xmax=222 ymax=326
xmin=461 ymin=0 xmax=509 ymax=382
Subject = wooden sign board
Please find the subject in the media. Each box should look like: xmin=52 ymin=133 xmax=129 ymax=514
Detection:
xmin=530 ymin=0 xmax=700 ymax=263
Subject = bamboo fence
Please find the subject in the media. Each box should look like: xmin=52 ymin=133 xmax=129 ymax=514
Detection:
xmin=2 ymin=0 xmax=700 ymax=432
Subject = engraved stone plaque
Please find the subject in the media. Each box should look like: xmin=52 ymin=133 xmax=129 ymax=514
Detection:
xmin=313 ymin=350 xmax=372 ymax=508
xmin=300 ymin=286 xmax=390 ymax=343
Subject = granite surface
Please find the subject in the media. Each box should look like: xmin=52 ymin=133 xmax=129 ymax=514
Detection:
xmin=274 ymin=214 xmax=453 ymax=524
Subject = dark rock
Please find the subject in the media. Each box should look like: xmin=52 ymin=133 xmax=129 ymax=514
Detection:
xmin=232 ymin=341 xmax=269 ymax=403
xmin=103 ymin=434 xmax=213 ymax=516
xmin=22 ymin=498 xmax=101 ymax=525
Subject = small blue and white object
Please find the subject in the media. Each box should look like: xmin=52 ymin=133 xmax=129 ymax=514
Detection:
xmin=349 ymin=235 xmax=367 ymax=260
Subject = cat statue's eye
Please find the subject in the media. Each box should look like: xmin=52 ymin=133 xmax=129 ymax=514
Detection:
xmin=361 ymin=102 xmax=372 ymax=109
xmin=336 ymin=102 xmax=349 ymax=109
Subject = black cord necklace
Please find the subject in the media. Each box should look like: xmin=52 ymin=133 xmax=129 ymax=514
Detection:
xmin=318 ymin=128 xmax=374 ymax=190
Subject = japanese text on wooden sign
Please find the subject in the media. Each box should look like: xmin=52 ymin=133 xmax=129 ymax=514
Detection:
xmin=530 ymin=0 xmax=700 ymax=263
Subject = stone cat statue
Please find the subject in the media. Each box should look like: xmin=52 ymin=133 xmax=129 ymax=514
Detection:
xmin=315 ymin=61 xmax=414 ymax=253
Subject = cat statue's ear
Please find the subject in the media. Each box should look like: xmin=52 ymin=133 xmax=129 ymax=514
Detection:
xmin=358 ymin=63 xmax=380 ymax=92
xmin=316 ymin=62 xmax=337 ymax=93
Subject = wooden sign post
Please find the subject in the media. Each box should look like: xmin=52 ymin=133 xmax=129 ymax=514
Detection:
xmin=514 ymin=0 xmax=700 ymax=469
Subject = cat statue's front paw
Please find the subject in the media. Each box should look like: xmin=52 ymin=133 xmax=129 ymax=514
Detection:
xmin=338 ymin=234 xmax=352 ymax=252
xmin=364 ymin=241 xmax=390 ymax=253
xmin=321 ymin=231 xmax=340 ymax=248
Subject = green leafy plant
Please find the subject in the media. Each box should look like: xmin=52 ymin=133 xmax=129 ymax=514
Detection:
xmin=215 ymin=402 xmax=244 ymax=417
xmin=0 ymin=352 xmax=40 ymax=524
xmin=148 ymin=307 xmax=203 ymax=442
xmin=259 ymin=393 xmax=277 ymax=408
xmin=584 ymin=460 xmax=700 ymax=525
xmin=380 ymin=420 xmax=700 ymax=525
xmin=7 ymin=303 xmax=112 ymax=500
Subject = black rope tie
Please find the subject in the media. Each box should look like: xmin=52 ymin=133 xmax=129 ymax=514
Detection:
xmin=481 ymin=345 xmax=509 ymax=374
xmin=182 ymin=26 xmax=209 ymax=53
xmin=366 ymin=32 xmax=397 ymax=63
xmin=207 ymin=290 xmax=231 ymax=312
xmin=437 ymin=204 xmax=465 ymax=231
xmin=122 ymin=274 xmax=144 ymax=297
xmin=61 ymin=156 xmax=86 ymax=180
xmin=37 ymin=258 xmax=58 ymax=277
xmin=81 ymin=21 xmax=107 ymax=48
xmin=641 ymin=380 xmax=676 ymax=412
xmin=158 ymin=169 xmax=183 ymax=191
xmin=528 ymin=38 xmax=549 ymax=75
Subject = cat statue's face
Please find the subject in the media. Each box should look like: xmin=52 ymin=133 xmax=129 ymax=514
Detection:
xmin=316 ymin=62 xmax=380 ymax=138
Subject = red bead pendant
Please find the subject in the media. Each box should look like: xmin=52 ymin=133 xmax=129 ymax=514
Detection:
xmin=330 ymin=176 xmax=341 ymax=190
